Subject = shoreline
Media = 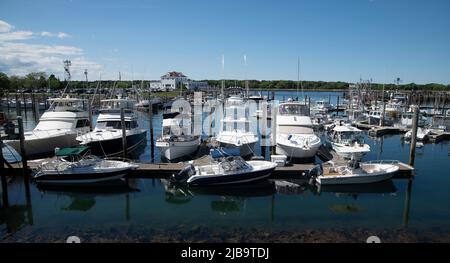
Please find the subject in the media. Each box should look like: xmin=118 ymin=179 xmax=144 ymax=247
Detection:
xmin=3 ymin=226 xmax=450 ymax=243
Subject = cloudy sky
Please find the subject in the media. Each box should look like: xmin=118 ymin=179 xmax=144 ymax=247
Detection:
xmin=0 ymin=0 xmax=449 ymax=83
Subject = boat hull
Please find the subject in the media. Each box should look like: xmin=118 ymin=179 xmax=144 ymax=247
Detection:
xmin=187 ymin=167 xmax=276 ymax=187
xmin=219 ymin=142 xmax=256 ymax=157
xmin=316 ymin=164 xmax=398 ymax=185
xmin=156 ymin=139 xmax=200 ymax=160
xmin=34 ymin=169 xmax=129 ymax=186
xmin=5 ymin=132 xmax=80 ymax=159
xmin=276 ymin=142 xmax=320 ymax=159
xmin=82 ymin=131 xmax=146 ymax=157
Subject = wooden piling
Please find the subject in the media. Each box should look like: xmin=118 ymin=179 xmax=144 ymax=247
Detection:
xmin=408 ymin=106 xmax=419 ymax=166
xmin=120 ymin=108 xmax=128 ymax=159
xmin=336 ymin=96 xmax=340 ymax=116
xmin=148 ymin=100 xmax=154 ymax=162
xmin=0 ymin=138 xmax=10 ymax=207
xmin=17 ymin=116 xmax=28 ymax=173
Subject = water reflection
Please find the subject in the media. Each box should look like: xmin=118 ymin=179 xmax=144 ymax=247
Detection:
xmin=316 ymin=180 xmax=397 ymax=196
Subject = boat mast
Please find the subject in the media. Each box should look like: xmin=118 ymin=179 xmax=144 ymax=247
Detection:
xmin=221 ymin=54 xmax=225 ymax=99
xmin=244 ymin=54 xmax=248 ymax=98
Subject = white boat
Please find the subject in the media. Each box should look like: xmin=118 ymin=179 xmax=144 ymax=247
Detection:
xmin=216 ymin=97 xmax=258 ymax=157
xmin=404 ymin=127 xmax=431 ymax=141
xmin=310 ymin=99 xmax=333 ymax=114
xmin=315 ymin=160 xmax=399 ymax=185
xmin=216 ymin=116 xmax=258 ymax=157
xmin=368 ymin=110 xmax=393 ymax=126
xmin=5 ymin=96 xmax=91 ymax=158
xmin=172 ymin=156 xmax=277 ymax=186
xmin=399 ymin=112 xmax=427 ymax=128
xmin=76 ymin=98 xmax=147 ymax=157
xmin=275 ymin=102 xmax=321 ymax=159
xmin=156 ymin=112 xmax=200 ymax=161
xmin=33 ymin=146 xmax=138 ymax=186
xmin=326 ymin=124 xmax=370 ymax=160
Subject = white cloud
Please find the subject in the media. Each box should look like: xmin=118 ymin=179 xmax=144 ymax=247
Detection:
xmin=0 ymin=42 xmax=103 ymax=79
xmin=0 ymin=19 xmax=103 ymax=80
xmin=40 ymin=31 xmax=71 ymax=38
xmin=0 ymin=20 xmax=13 ymax=33
xmin=0 ymin=30 xmax=34 ymax=41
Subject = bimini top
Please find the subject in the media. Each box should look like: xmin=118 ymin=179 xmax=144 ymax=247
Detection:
xmin=332 ymin=124 xmax=362 ymax=133
xmin=55 ymin=146 xmax=89 ymax=157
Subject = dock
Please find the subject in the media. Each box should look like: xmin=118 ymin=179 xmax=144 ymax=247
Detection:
xmin=355 ymin=121 xmax=408 ymax=136
xmin=4 ymin=147 xmax=415 ymax=179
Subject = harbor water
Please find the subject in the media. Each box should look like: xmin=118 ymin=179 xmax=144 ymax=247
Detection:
xmin=1 ymin=91 xmax=450 ymax=242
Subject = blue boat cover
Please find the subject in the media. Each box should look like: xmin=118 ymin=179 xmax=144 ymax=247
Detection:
xmin=210 ymin=148 xmax=240 ymax=158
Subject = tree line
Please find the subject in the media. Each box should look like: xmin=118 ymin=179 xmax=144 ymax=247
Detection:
xmin=1 ymin=72 xmax=449 ymax=97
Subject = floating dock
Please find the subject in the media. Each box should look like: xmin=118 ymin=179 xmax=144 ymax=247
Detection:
xmin=5 ymin=148 xmax=414 ymax=179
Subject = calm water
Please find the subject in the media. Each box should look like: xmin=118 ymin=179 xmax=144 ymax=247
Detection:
xmin=1 ymin=91 xmax=450 ymax=241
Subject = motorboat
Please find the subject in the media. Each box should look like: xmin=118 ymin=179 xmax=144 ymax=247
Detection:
xmin=404 ymin=127 xmax=431 ymax=141
xmin=76 ymin=98 xmax=147 ymax=157
xmin=398 ymin=112 xmax=427 ymax=128
xmin=314 ymin=160 xmax=399 ymax=185
xmin=215 ymin=116 xmax=258 ymax=157
xmin=275 ymin=101 xmax=321 ymax=159
xmin=5 ymin=96 xmax=91 ymax=159
xmin=216 ymin=97 xmax=258 ymax=157
xmin=367 ymin=110 xmax=393 ymax=126
xmin=326 ymin=124 xmax=370 ymax=160
xmin=171 ymin=156 xmax=277 ymax=186
xmin=33 ymin=146 xmax=138 ymax=186
xmin=310 ymin=99 xmax=333 ymax=114
xmin=156 ymin=113 xmax=201 ymax=161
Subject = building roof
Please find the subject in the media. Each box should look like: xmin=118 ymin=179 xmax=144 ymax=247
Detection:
xmin=162 ymin=71 xmax=186 ymax=78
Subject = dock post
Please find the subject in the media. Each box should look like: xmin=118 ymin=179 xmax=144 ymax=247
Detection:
xmin=0 ymin=139 xmax=10 ymax=207
xmin=408 ymin=106 xmax=419 ymax=166
xmin=308 ymin=97 xmax=311 ymax=116
xmin=336 ymin=96 xmax=340 ymax=116
xmin=33 ymin=95 xmax=40 ymax=123
xmin=87 ymin=102 xmax=93 ymax=131
xmin=15 ymin=94 xmax=21 ymax=116
xmin=148 ymin=100 xmax=154 ymax=162
xmin=17 ymin=116 xmax=28 ymax=173
xmin=120 ymin=108 xmax=128 ymax=159
xmin=402 ymin=178 xmax=413 ymax=228
xmin=271 ymin=103 xmax=278 ymax=155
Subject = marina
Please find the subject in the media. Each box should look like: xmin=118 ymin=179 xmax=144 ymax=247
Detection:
xmin=1 ymin=86 xmax=448 ymax=242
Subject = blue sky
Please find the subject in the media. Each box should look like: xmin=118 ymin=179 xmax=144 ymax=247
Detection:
xmin=0 ymin=0 xmax=449 ymax=84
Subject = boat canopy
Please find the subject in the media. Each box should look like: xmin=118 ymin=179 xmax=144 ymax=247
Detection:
xmin=55 ymin=146 xmax=89 ymax=157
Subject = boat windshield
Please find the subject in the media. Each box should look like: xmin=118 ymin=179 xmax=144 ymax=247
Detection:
xmin=220 ymin=157 xmax=249 ymax=172
xmin=96 ymin=121 xmax=137 ymax=130
xmin=278 ymin=125 xmax=313 ymax=134
xmin=279 ymin=104 xmax=308 ymax=116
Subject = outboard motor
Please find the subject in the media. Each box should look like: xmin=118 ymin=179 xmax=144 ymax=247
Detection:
xmin=171 ymin=164 xmax=195 ymax=183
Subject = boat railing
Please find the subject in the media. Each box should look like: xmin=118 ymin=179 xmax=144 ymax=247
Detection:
xmin=362 ymin=160 xmax=400 ymax=165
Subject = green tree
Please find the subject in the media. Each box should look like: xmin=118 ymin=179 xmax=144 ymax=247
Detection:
xmin=0 ymin=72 xmax=10 ymax=96
xmin=48 ymin=74 xmax=62 ymax=90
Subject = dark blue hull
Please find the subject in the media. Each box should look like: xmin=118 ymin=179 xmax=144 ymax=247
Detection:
xmin=187 ymin=167 xmax=276 ymax=187
xmin=86 ymin=131 xmax=146 ymax=157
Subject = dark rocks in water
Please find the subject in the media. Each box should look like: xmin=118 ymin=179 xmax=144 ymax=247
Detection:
xmin=2 ymin=225 xmax=450 ymax=243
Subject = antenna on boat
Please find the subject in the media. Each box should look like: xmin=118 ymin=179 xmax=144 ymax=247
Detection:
xmin=59 ymin=60 xmax=72 ymax=100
